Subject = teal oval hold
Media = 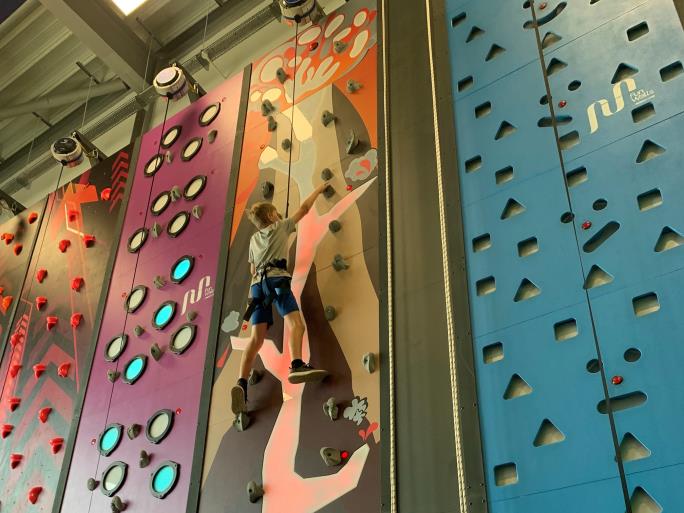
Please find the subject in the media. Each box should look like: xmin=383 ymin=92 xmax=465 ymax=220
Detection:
xmin=153 ymin=465 xmax=176 ymax=494
xmin=125 ymin=357 xmax=145 ymax=381
xmin=155 ymin=304 xmax=174 ymax=328
xmin=100 ymin=426 xmax=120 ymax=452
xmin=171 ymin=257 xmax=192 ymax=282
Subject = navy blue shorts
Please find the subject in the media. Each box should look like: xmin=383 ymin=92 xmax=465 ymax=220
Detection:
xmin=249 ymin=277 xmax=299 ymax=326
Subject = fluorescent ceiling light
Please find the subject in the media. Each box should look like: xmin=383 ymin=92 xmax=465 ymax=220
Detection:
xmin=111 ymin=0 xmax=149 ymax=15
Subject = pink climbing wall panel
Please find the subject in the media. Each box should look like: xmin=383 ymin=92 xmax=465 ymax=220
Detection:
xmin=59 ymin=71 xmax=243 ymax=513
xmin=200 ymin=1 xmax=380 ymax=512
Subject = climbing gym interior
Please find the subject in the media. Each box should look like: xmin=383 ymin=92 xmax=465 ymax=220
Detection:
xmin=0 ymin=0 xmax=681 ymax=512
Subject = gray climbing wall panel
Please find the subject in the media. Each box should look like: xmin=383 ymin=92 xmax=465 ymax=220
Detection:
xmin=445 ymin=0 xmax=684 ymax=511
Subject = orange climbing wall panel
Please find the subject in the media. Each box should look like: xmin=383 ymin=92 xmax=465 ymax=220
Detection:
xmin=200 ymin=1 xmax=380 ymax=512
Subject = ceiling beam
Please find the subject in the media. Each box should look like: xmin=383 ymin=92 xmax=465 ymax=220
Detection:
xmin=38 ymin=0 xmax=154 ymax=91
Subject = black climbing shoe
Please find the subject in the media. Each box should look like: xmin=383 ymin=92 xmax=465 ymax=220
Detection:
xmin=288 ymin=363 xmax=329 ymax=384
xmin=231 ymin=385 xmax=247 ymax=415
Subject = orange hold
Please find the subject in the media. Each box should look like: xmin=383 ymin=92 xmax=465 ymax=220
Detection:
xmin=57 ymin=362 xmax=71 ymax=378
xmin=68 ymin=209 xmax=78 ymax=221
xmin=49 ymin=437 xmax=64 ymax=454
xmin=71 ymin=277 xmax=84 ymax=292
xmin=38 ymin=407 xmax=51 ymax=423
xmin=46 ymin=316 xmax=58 ymax=330
xmin=82 ymin=234 xmax=96 ymax=248
xmin=13 ymin=243 xmax=22 ymax=255
xmin=9 ymin=364 xmax=22 ymax=378
xmin=36 ymin=268 xmax=48 ymax=283
xmin=8 ymin=397 xmax=20 ymax=412
xmin=58 ymin=239 xmax=71 ymax=253
xmin=1 ymin=424 xmax=13 ymax=438
xmin=28 ymin=486 xmax=42 ymax=504
xmin=28 ymin=212 xmax=38 ymax=224
xmin=36 ymin=296 xmax=48 ymax=310
xmin=1 ymin=295 xmax=13 ymax=312
xmin=101 ymin=187 xmax=112 ymax=201
xmin=10 ymin=453 xmax=22 ymax=469
xmin=70 ymin=313 xmax=83 ymax=328
xmin=2 ymin=233 xmax=13 ymax=245
xmin=33 ymin=364 xmax=46 ymax=379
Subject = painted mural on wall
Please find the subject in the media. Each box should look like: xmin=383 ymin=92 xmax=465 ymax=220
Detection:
xmin=59 ymin=72 xmax=244 ymax=513
xmin=0 ymin=147 xmax=131 ymax=512
xmin=201 ymin=1 xmax=380 ymax=512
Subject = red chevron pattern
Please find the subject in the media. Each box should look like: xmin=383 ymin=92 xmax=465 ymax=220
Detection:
xmin=109 ymin=150 xmax=130 ymax=212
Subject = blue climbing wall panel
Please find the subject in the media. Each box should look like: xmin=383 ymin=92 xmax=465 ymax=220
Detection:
xmin=445 ymin=0 xmax=684 ymax=511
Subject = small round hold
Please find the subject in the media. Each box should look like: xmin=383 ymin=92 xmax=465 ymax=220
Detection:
xmin=324 ymin=306 xmax=337 ymax=321
xmin=321 ymin=110 xmax=335 ymax=127
xmin=86 ymin=478 xmax=99 ymax=491
xmin=611 ymin=375 xmax=623 ymax=385
xmin=150 ymin=343 xmax=163 ymax=361
xmin=581 ymin=220 xmax=592 ymax=230
xmin=320 ymin=447 xmax=342 ymax=467
xmin=261 ymin=99 xmax=275 ymax=117
xmin=107 ymin=370 xmax=121 ymax=383
xmin=540 ymin=1 xmax=547 ymax=8
xmin=139 ymin=450 xmax=151 ymax=468
xmin=321 ymin=168 xmax=333 ymax=181
xmin=186 ymin=310 xmax=198 ymax=322
xmin=329 ymin=220 xmax=342 ymax=233
xmin=276 ymin=68 xmax=288 ymax=84
xmin=323 ymin=185 xmax=335 ymax=199
xmin=267 ymin=115 xmax=278 ymax=132
xmin=346 ymin=184 xmax=353 ymax=191
xmin=208 ymin=130 xmax=218 ymax=143
xmin=134 ymin=325 xmax=145 ymax=337
xmin=247 ymin=480 xmax=263 ymax=503
xmin=334 ymin=41 xmax=348 ymax=53
xmin=308 ymin=41 xmax=319 ymax=51
xmin=558 ymin=100 xmax=567 ymax=108
xmin=346 ymin=79 xmax=362 ymax=93
xmin=282 ymin=138 xmax=292 ymax=151
xmin=261 ymin=181 xmax=275 ymax=199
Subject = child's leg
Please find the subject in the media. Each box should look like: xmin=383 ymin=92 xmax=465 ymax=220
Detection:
xmin=239 ymin=322 xmax=267 ymax=380
xmin=283 ymin=311 xmax=305 ymax=362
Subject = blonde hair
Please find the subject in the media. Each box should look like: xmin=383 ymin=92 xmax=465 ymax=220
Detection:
xmin=248 ymin=202 xmax=278 ymax=229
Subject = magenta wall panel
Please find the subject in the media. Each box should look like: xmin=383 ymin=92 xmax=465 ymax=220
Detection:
xmin=59 ymin=71 xmax=244 ymax=513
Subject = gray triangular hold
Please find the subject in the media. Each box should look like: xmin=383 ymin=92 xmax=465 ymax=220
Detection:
xmin=583 ymin=265 xmax=614 ymax=289
xmin=620 ymin=433 xmax=651 ymax=462
xmin=630 ymin=487 xmax=662 ymax=513
xmin=655 ymin=226 xmax=684 ymax=252
xmin=542 ymin=31 xmax=562 ymax=49
xmin=546 ymin=58 xmax=567 ymax=76
xmin=503 ymin=374 xmax=532 ymax=400
xmin=466 ymin=26 xmax=485 ymax=42
xmin=486 ymin=44 xmax=506 ymax=61
xmin=495 ymin=121 xmax=517 ymax=140
xmin=612 ymin=63 xmax=639 ymax=84
xmin=514 ymin=279 xmax=541 ymax=302
xmin=533 ymin=419 xmax=565 ymax=447
xmin=500 ymin=198 xmax=526 ymax=219
xmin=636 ymin=140 xmax=666 ymax=163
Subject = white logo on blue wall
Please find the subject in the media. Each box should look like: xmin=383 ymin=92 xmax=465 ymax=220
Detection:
xmin=587 ymin=79 xmax=655 ymax=134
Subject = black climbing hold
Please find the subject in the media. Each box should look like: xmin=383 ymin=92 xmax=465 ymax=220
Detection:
xmin=321 ymin=110 xmax=336 ymax=127
xmin=282 ymin=138 xmax=292 ymax=151
xmin=134 ymin=325 xmax=144 ymax=337
xmin=345 ymin=129 xmax=359 ymax=154
xmin=320 ymin=447 xmax=342 ymax=467
xmin=247 ymin=481 xmax=263 ymax=503
xmin=332 ymin=254 xmax=349 ymax=271
xmin=334 ymin=41 xmax=348 ymax=53
xmin=87 ymin=478 xmax=99 ymax=491
xmin=267 ymin=115 xmax=277 ymax=132
xmin=321 ymin=168 xmax=333 ymax=181
xmin=363 ymin=352 xmax=376 ymax=373
xmin=261 ymin=181 xmax=275 ymax=199
xmin=107 ymin=370 xmax=120 ymax=383
xmin=346 ymin=79 xmax=362 ymax=93
xmin=126 ymin=424 xmax=141 ymax=440
xmin=139 ymin=450 xmax=151 ymax=468
xmin=261 ymin=99 xmax=275 ymax=116
xmin=234 ymin=412 xmax=250 ymax=432
xmin=150 ymin=343 xmax=163 ymax=361
xmin=248 ymin=369 xmax=262 ymax=386
xmin=276 ymin=68 xmax=288 ymax=84
xmin=324 ymin=306 xmax=337 ymax=321
xmin=323 ymin=398 xmax=339 ymax=421
xmin=329 ymin=220 xmax=342 ymax=233
xmin=323 ymin=185 xmax=335 ymax=199
xmin=208 ymin=129 xmax=218 ymax=143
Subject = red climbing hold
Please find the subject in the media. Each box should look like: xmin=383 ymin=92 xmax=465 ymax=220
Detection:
xmin=38 ymin=407 xmax=52 ymax=423
xmin=558 ymin=100 xmax=567 ymax=108
xmin=57 ymin=362 xmax=70 ymax=378
xmin=10 ymin=453 xmax=22 ymax=469
xmin=10 ymin=333 xmax=22 ymax=348
xmin=58 ymin=239 xmax=71 ymax=253
xmin=70 ymin=313 xmax=83 ymax=328
xmin=581 ymin=221 xmax=592 ymax=230
xmin=1 ymin=424 xmax=13 ymax=438
xmin=46 ymin=316 xmax=58 ymax=330
xmin=36 ymin=268 xmax=48 ymax=283
xmin=1 ymin=295 xmax=13 ymax=312
xmin=241 ymin=323 xmax=248 ymax=331
xmin=33 ymin=364 xmax=46 ymax=379
xmin=346 ymin=185 xmax=353 ymax=191
xmin=101 ymin=187 xmax=112 ymax=201
xmin=49 ymin=437 xmax=64 ymax=454
xmin=82 ymin=234 xmax=96 ymax=248
xmin=36 ymin=296 xmax=48 ymax=310
xmin=612 ymin=375 xmax=623 ymax=385
xmin=28 ymin=212 xmax=38 ymax=224
xmin=9 ymin=397 xmax=21 ymax=412
xmin=71 ymin=277 xmax=84 ymax=292
xmin=28 ymin=486 xmax=42 ymax=504
xmin=341 ymin=450 xmax=349 ymax=460
xmin=0 ymin=286 xmax=3 ymax=295
xmin=308 ymin=41 xmax=319 ymax=51
xmin=13 ymin=243 xmax=22 ymax=255
xmin=2 ymin=233 xmax=13 ymax=245
xmin=68 ymin=209 xmax=78 ymax=222
xmin=540 ymin=1 xmax=547 ymax=8
xmin=9 ymin=364 xmax=22 ymax=378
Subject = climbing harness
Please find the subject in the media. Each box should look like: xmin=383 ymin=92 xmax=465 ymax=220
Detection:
xmin=242 ymin=259 xmax=290 ymax=322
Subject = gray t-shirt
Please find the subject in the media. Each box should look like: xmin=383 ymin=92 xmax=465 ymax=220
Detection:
xmin=248 ymin=218 xmax=296 ymax=285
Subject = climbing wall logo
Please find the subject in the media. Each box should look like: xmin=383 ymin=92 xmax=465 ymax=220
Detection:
xmin=181 ymin=275 xmax=214 ymax=315
xmin=587 ymin=78 xmax=655 ymax=134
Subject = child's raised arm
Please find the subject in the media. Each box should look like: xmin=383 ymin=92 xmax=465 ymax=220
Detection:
xmin=290 ymin=181 xmax=330 ymax=225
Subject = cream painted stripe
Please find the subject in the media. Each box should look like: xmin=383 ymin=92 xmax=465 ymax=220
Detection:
xmin=423 ymin=0 xmax=468 ymax=510
xmin=380 ymin=0 xmax=397 ymax=510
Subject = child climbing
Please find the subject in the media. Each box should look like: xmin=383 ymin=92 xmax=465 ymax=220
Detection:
xmin=231 ymin=181 xmax=331 ymax=414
